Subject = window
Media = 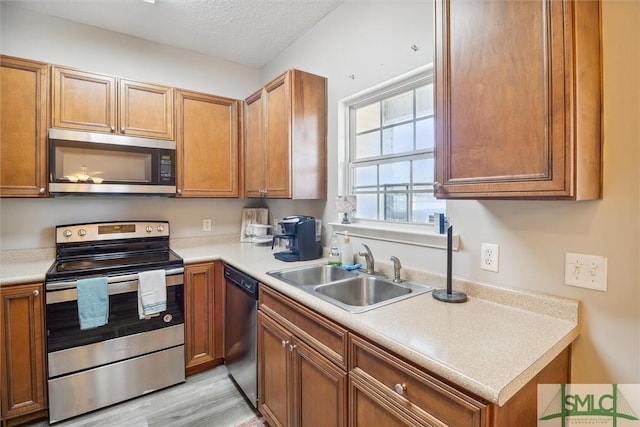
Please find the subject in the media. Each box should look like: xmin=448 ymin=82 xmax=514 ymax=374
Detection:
xmin=346 ymin=68 xmax=445 ymax=224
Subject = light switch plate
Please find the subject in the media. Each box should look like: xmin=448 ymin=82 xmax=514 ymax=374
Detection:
xmin=564 ymin=252 xmax=607 ymax=291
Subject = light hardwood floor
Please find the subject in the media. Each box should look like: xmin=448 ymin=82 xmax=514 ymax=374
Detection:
xmin=28 ymin=366 xmax=265 ymax=427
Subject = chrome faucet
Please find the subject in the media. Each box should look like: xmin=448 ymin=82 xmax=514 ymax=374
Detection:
xmin=359 ymin=244 xmax=375 ymax=274
xmin=390 ymin=256 xmax=402 ymax=283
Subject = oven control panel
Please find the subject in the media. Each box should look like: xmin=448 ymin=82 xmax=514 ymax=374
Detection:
xmin=56 ymin=221 xmax=170 ymax=243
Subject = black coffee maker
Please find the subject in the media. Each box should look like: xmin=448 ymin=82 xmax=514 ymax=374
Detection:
xmin=272 ymin=216 xmax=322 ymax=262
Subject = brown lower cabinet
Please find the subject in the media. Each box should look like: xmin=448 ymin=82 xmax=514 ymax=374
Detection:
xmin=258 ymin=284 xmax=571 ymax=427
xmin=258 ymin=286 xmax=348 ymax=427
xmin=184 ymin=261 xmax=224 ymax=376
xmin=0 ymin=283 xmax=47 ymax=427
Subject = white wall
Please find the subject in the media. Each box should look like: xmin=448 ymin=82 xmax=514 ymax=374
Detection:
xmin=264 ymin=0 xmax=640 ymax=384
xmin=1 ymin=0 xmax=638 ymax=384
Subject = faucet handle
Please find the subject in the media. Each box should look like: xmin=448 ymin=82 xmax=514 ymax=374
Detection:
xmin=390 ymin=256 xmax=402 ymax=283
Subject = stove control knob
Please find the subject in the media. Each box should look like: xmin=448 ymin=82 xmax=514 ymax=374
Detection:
xmin=146 ymin=225 xmax=153 ymax=233
xmin=63 ymin=229 xmax=72 ymax=238
xmin=78 ymin=229 xmax=87 ymax=237
xmin=157 ymin=225 xmax=164 ymax=232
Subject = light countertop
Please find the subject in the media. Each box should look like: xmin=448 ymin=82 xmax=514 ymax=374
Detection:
xmin=1 ymin=239 xmax=579 ymax=407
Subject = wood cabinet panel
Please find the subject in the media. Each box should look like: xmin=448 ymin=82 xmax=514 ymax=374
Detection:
xmin=119 ymin=79 xmax=173 ymax=139
xmin=176 ymin=89 xmax=239 ymax=197
xmin=243 ymin=90 xmax=265 ymax=198
xmin=350 ymin=334 xmax=486 ymax=427
xmin=243 ymin=69 xmax=327 ymax=199
xmin=52 ymin=66 xmax=116 ymax=133
xmin=258 ymin=311 xmax=291 ymax=427
xmin=0 ymin=283 xmax=47 ymax=424
xmin=434 ymin=0 xmax=601 ymax=199
xmin=0 ymin=56 xmax=49 ymax=197
xmin=258 ymin=286 xmax=348 ymax=427
xmin=52 ymin=67 xmax=174 ymax=140
xmin=293 ymin=339 xmax=347 ymax=427
xmin=184 ymin=262 xmax=223 ymax=375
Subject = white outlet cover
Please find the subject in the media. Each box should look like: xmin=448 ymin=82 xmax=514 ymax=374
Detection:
xmin=564 ymin=252 xmax=607 ymax=291
xmin=480 ymin=243 xmax=499 ymax=273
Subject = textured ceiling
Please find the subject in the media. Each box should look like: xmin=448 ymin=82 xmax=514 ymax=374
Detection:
xmin=4 ymin=0 xmax=344 ymax=68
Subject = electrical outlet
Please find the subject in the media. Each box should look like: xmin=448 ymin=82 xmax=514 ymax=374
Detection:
xmin=565 ymin=252 xmax=607 ymax=291
xmin=481 ymin=243 xmax=499 ymax=272
xmin=202 ymin=219 xmax=212 ymax=232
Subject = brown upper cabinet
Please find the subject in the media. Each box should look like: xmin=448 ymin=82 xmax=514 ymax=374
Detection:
xmin=0 ymin=56 xmax=49 ymax=197
xmin=434 ymin=0 xmax=602 ymax=199
xmin=52 ymin=66 xmax=174 ymax=140
xmin=176 ymin=89 xmax=240 ymax=197
xmin=244 ymin=69 xmax=327 ymax=199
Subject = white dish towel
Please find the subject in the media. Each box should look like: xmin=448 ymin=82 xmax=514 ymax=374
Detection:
xmin=138 ymin=269 xmax=166 ymax=319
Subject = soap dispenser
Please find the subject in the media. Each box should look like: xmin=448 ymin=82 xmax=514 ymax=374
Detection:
xmin=341 ymin=231 xmax=354 ymax=266
xmin=328 ymin=233 xmax=341 ymax=266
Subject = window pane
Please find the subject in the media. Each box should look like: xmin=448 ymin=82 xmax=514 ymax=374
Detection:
xmin=354 ymin=165 xmax=377 ymax=188
xmin=382 ymin=123 xmax=414 ymax=155
xmin=355 ymin=194 xmax=378 ymax=220
xmin=416 ymin=118 xmax=434 ymax=150
xmin=380 ymin=161 xmax=410 ymax=185
xmin=356 ymin=102 xmax=380 ymax=133
xmin=355 ymin=131 xmax=380 ymax=159
xmin=383 ymin=91 xmax=413 ymax=126
xmin=413 ymin=158 xmax=434 ymax=184
xmin=416 ymin=84 xmax=433 ymax=117
xmin=412 ymin=193 xmax=444 ymax=223
xmin=384 ymin=193 xmax=408 ymax=222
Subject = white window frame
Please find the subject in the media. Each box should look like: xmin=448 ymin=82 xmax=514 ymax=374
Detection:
xmin=335 ymin=65 xmax=457 ymax=250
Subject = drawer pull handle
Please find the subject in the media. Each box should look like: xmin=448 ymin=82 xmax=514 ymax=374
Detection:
xmin=32 ymin=289 xmax=39 ymax=296
xmin=281 ymin=340 xmax=289 ymax=348
xmin=394 ymin=383 xmax=407 ymax=395
xmin=288 ymin=344 xmax=297 ymax=352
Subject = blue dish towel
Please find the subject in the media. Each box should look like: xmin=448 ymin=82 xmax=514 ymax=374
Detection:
xmin=77 ymin=277 xmax=109 ymax=330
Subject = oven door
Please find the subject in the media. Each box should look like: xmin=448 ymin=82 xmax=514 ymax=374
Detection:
xmin=45 ymin=269 xmax=184 ymax=355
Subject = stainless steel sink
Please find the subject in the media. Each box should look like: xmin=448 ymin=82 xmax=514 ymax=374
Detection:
xmin=315 ymin=276 xmax=411 ymax=306
xmin=267 ymin=264 xmax=433 ymax=313
xmin=268 ymin=264 xmax=358 ymax=286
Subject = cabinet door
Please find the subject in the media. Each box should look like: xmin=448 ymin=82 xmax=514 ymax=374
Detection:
xmin=434 ymin=0 xmax=601 ymax=199
xmin=0 ymin=56 xmax=48 ymax=197
xmin=0 ymin=283 xmax=47 ymax=422
xmin=292 ymin=339 xmax=347 ymax=427
xmin=185 ymin=262 xmax=223 ymax=375
xmin=176 ymin=90 xmax=239 ymax=197
xmin=258 ymin=311 xmax=291 ymax=427
xmin=243 ymin=90 xmax=266 ymax=197
xmin=263 ymin=72 xmax=291 ymax=198
xmin=119 ymin=79 xmax=174 ymax=140
xmin=349 ymin=372 xmax=441 ymax=427
xmin=52 ymin=66 xmax=117 ymax=133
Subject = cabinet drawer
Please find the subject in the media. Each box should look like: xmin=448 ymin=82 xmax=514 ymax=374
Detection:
xmin=349 ymin=334 xmax=487 ymax=427
xmin=259 ymin=286 xmax=348 ymax=369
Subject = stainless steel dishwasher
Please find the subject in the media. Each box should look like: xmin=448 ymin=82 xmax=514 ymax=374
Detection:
xmin=224 ymin=264 xmax=259 ymax=408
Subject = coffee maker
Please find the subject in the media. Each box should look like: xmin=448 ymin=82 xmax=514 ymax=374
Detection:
xmin=272 ymin=216 xmax=322 ymax=262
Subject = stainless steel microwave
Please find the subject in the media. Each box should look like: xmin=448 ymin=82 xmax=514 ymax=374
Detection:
xmin=48 ymin=129 xmax=176 ymax=196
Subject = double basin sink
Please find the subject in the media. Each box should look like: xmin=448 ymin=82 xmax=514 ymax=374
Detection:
xmin=267 ymin=264 xmax=433 ymax=313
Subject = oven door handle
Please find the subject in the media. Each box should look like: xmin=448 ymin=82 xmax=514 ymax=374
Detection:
xmin=45 ymin=267 xmax=184 ymax=291
xmin=46 ymin=271 xmax=184 ymax=305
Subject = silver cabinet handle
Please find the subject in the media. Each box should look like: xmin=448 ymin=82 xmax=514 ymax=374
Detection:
xmin=281 ymin=340 xmax=289 ymax=348
xmin=33 ymin=289 xmax=39 ymax=296
xmin=120 ymin=126 xmax=125 ymax=133
xmin=288 ymin=344 xmax=297 ymax=352
xmin=394 ymin=383 xmax=407 ymax=395
xmin=110 ymin=125 xmax=116 ymax=132
xmin=39 ymin=188 xmax=45 ymax=195
xmin=177 ymin=189 xmax=182 ymax=195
